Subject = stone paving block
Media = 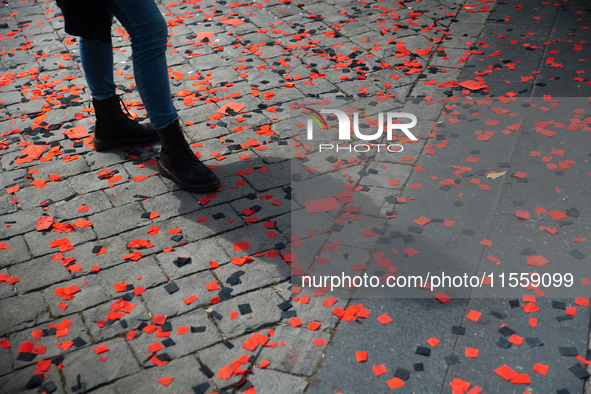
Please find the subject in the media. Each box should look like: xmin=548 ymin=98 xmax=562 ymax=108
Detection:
xmin=0 ymin=193 xmax=18 ymax=216
xmin=114 ymin=356 xmax=210 ymax=394
xmin=0 ymin=235 xmax=30 ymax=268
xmin=156 ymin=238 xmax=227 ymax=280
xmin=0 ymin=268 xmax=14 ymax=300
xmin=0 ymin=293 xmax=50 ymax=336
xmin=197 ymin=334 xmax=261 ymax=389
xmin=210 ymin=288 xmax=284 ymax=338
xmin=98 ymin=256 xmax=167 ymax=299
xmin=11 ymin=255 xmax=71 ymax=294
xmin=106 ymin=176 xmax=170 ymax=207
xmin=243 ymin=159 xmax=294 ymax=191
xmin=230 ymin=187 xmax=291 ymax=222
xmin=215 ymin=221 xmax=283 ymax=259
xmin=9 ymin=313 xmax=91 ymax=370
xmin=246 ymin=369 xmax=308 ymax=394
xmin=141 ymin=190 xmax=201 ymax=222
xmin=172 ymin=203 xmax=243 ymax=241
xmin=120 ymin=220 xmax=187 ymax=257
xmin=142 ymin=271 xmax=217 ymax=318
xmin=44 ymin=275 xmax=109 ymax=317
xmin=0 ymin=207 xmax=44 ymax=240
xmin=84 ymin=298 xmax=150 ymax=343
xmin=0 ymin=343 xmax=13 ymax=377
xmin=0 ymin=169 xmax=28 ymax=190
xmin=24 ymin=226 xmax=96 ymax=258
xmin=61 ymin=236 xmax=130 ymax=275
xmin=28 ymin=156 xmax=90 ymax=181
xmin=45 ymin=191 xmax=113 ymax=221
xmin=88 ymin=202 xmax=147 ymax=239
xmin=214 ymin=254 xmax=290 ymax=296
xmin=0 ymin=363 xmax=65 ymax=394
xmin=67 ymin=164 xmax=129 ymax=195
xmin=62 ymin=338 xmax=140 ymax=394
xmin=129 ymin=309 xmax=222 ymax=363
xmin=259 ymin=325 xmax=330 ymax=376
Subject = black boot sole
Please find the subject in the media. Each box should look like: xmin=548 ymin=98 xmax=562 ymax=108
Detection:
xmin=158 ymin=160 xmax=221 ymax=193
xmin=93 ymin=135 xmax=160 ymax=152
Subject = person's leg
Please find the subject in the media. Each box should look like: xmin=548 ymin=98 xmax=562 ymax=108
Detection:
xmin=78 ymin=37 xmax=117 ymax=100
xmin=105 ymin=0 xmax=178 ymax=130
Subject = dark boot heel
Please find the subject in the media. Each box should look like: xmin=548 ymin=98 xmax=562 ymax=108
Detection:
xmin=92 ymin=138 xmax=113 ymax=152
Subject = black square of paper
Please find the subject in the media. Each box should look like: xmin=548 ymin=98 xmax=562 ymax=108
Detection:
xmin=161 ymin=338 xmax=175 ymax=347
xmin=556 ymin=315 xmax=573 ymax=322
xmin=210 ymin=311 xmax=223 ymax=320
xmin=498 ymin=326 xmax=515 ymax=337
xmin=414 ymin=363 xmax=424 ymax=372
xmin=509 ymin=299 xmax=520 ymax=308
xmin=490 ymin=310 xmax=506 ymax=319
xmin=525 ymin=337 xmax=544 ymax=347
xmin=552 ymin=301 xmax=566 ymax=310
xmin=568 ymin=364 xmax=590 ymax=379
xmin=122 ymin=292 xmax=135 ymax=301
xmin=73 ymin=337 xmax=87 ymax=347
xmin=91 ymin=245 xmax=103 ymax=254
xmin=164 ymin=282 xmax=179 ymax=294
xmin=451 ymin=326 xmax=465 ymax=335
xmin=171 ymin=234 xmax=183 ymax=242
xmin=222 ymin=340 xmax=234 ymax=349
xmin=496 ymin=337 xmax=512 ymax=349
xmin=173 ymin=256 xmax=191 ymax=267
xmin=238 ymin=304 xmax=252 ymax=315
xmin=17 ymin=352 xmax=37 ymax=362
xmin=191 ymin=326 xmax=206 ymax=333
xmin=277 ymin=301 xmax=292 ymax=311
xmin=281 ymin=310 xmax=297 ymax=319
xmin=192 ymin=382 xmax=210 ymax=394
xmin=415 ymin=346 xmax=430 ymax=356
xmin=161 ymin=321 xmax=172 ymax=332
xmin=199 ymin=364 xmax=214 ymax=378
xmin=212 ymin=212 xmax=226 ymax=220
xmin=445 ymin=355 xmax=460 ymax=365
xmin=394 ymin=367 xmax=410 ymax=380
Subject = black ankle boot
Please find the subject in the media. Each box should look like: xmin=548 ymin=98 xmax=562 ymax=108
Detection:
xmin=92 ymin=95 xmax=160 ymax=151
xmin=156 ymin=120 xmax=221 ymax=193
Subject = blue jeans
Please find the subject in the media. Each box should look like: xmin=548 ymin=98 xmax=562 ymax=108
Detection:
xmin=79 ymin=0 xmax=177 ymax=129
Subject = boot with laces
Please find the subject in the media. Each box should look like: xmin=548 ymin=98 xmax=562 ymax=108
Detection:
xmin=92 ymin=95 xmax=159 ymax=151
xmin=156 ymin=119 xmax=220 ymax=193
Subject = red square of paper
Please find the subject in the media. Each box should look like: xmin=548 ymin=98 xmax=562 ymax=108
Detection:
xmin=387 ymin=377 xmax=405 ymax=389
xmin=465 ymin=348 xmax=479 ymax=358
xmin=176 ymin=326 xmax=189 ymax=335
xmin=466 ymin=310 xmax=481 ymax=321
xmin=376 ymin=313 xmax=392 ymax=325
xmin=372 ymin=364 xmax=388 ymax=376
xmin=508 ymin=334 xmax=523 ymax=346
xmin=312 ymin=338 xmax=326 ymax=346
xmin=533 ymin=363 xmax=549 ymax=375
xmin=356 ymin=351 xmax=367 ymax=362
xmin=427 ymin=337 xmax=440 ymax=347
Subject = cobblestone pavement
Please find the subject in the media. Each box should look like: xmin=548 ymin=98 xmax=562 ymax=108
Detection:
xmin=1 ymin=0 xmax=591 ymax=393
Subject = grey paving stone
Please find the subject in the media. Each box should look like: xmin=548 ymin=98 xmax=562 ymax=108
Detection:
xmin=210 ymin=287 xmax=284 ymax=337
xmin=61 ymin=236 xmax=130 ymax=275
xmin=11 ymin=255 xmax=72 ymax=294
xmin=156 ymin=238 xmax=228 ymax=280
xmin=0 ymin=292 xmax=50 ymax=336
xmin=142 ymin=271 xmax=217 ymax=318
xmin=9 ymin=313 xmax=91 ymax=369
xmin=62 ymin=338 xmax=140 ymax=394
xmin=0 ymin=235 xmax=30 ymax=268
xmin=214 ymin=254 xmax=290 ymax=296
xmin=113 ymin=356 xmax=210 ymax=394
xmin=0 ymin=343 xmax=13 ymax=377
xmin=44 ymin=275 xmax=109 ymax=317
xmin=106 ymin=176 xmax=170 ymax=207
xmin=84 ymin=298 xmax=150 ymax=343
xmin=215 ymin=221 xmax=283 ymax=259
xmin=0 ymin=363 xmax=65 ymax=394
xmin=45 ymin=191 xmax=113 ymax=221
xmin=98 ymin=256 xmax=167 ymax=299
xmin=246 ymin=369 xmax=308 ymax=394
xmin=0 ymin=268 xmax=14 ymax=300
xmin=0 ymin=207 xmax=44 ymax=240
xmin=129 ymin=309 xmax=222 ymax=362
xmin=88 ymin=202 xmax=147 ymax=238
xmin=24 ymin=226 xmax=96 ymax=258
xmin=67 ymin=164 xmax=129 ymax=195
xmin=259 ymin=325 xmax=330 ymax=376
xmin=172 ymin=203 xmax=243 ymax=241
xmin=141 ymin=190 xmax=201 ymax=222
xmin=197 ymin=334 xmax=261 ymax=389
